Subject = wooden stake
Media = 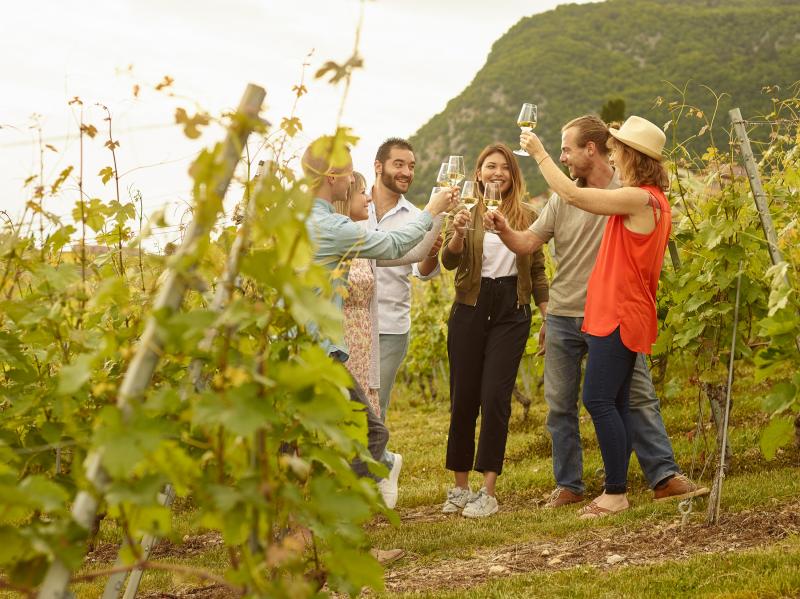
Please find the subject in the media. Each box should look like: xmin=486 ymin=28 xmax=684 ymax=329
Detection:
xmin=119 ymin=160 xmax=272 ymax=599
xmin=36 ymin=83 xmax=265 ymax=599
xmin=729 ymin=107 xmax=800 ymax=353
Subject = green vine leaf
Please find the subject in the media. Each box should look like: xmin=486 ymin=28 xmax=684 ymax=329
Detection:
xmin=760 ymin=416 xmax=794 ymax=460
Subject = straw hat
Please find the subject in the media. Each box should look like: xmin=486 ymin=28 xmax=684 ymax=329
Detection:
xmin=609 ymin=116 xmax=665 ymax=161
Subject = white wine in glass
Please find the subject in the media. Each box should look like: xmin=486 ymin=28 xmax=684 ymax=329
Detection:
xmin=447 ymin=155 xmax=465 ymax=187
xmin=461 ymin=180 xmax=478 ymax=210
xmin=436 ymin=162 xmax=450 ymax=187
xmin=483 ymin=181 xmax=502 ymax=232
xmin=459 ymin=180 xmax=478 ymax=231
xmin=513 ymin=103 xmax=538 ymax=156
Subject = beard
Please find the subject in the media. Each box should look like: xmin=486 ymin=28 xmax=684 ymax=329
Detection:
xmin=381 ymin=170 xmax=412 ymax=195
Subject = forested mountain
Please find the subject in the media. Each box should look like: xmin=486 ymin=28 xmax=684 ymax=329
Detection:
xmin=407 ymin=0 xmax=800 ymax=202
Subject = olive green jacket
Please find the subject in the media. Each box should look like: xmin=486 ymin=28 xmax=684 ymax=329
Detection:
xmin=442 ymin=205 xmax=549 ymax=307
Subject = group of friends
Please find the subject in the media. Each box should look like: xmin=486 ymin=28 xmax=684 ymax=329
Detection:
xmin=302 ymin=113 xmax=711 ymax=529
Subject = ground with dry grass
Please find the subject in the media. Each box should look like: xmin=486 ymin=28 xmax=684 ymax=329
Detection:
xmin=56 ymin=370 xmax=800 ymax=599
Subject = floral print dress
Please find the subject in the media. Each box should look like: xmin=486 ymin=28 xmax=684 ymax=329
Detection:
xmin=344 ymin=258 xmax=381 ymax=417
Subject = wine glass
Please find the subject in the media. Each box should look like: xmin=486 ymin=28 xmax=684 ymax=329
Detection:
xmin=483 ymin=181 xmax=502 ymax=233
xmin=447 ymin=155 xmax=465 ymax=187
xmin=513 ymin=103 xmax=538 ymax=157
xmin=436 ymin=162 xmax=450 ymax=188
xmin=461 ymin=181 xmax=478 ymax=211
xmin=458 ymin=180 xmax=478 ymax=231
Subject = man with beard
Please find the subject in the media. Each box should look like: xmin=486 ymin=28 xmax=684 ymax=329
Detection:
xmin=486 ymin=115 xmax=709 ymax=507
xmin=369 ymin=138 xmax=444 ymax=428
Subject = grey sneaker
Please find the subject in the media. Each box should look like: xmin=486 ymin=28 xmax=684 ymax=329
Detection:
xmin=442 ymin=486 xmax=474 ymax=513
xmin=462 ymin=487 xmax=499 ymax=518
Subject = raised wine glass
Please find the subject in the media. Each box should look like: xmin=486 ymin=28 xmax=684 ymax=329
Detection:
xmin=447 ymin=155 xmax=465 ymax=187
xmin=513 ymin=103 xmax=538 ymax=157
xmin=436 ymin=162 xmax=450 ymax=187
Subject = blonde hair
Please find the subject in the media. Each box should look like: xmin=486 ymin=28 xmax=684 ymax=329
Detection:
xmin=608 ymin=138 xmax=669 ymax=190
xmin=301 ymin=135 xmax=352 ymax=193
xmin=333 ymin=171 xmax=366 ymax=217
xmin=473 ymin=143 xmax=532 ymax=230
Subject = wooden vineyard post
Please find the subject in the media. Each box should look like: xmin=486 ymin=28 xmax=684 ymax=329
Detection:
xmin=115 ymin=161 xmax=272 ymax=599
xmin=729 ymin=107 xmax=800 ymax=354
xmin=36 ymin=83 xmax=266 ymax=599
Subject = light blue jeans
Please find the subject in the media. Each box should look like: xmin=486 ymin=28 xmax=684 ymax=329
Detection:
xmin=544 ymin=315 xmax=679 ymax=494
xmin=378 ymin=332 xmax=410 ymax=423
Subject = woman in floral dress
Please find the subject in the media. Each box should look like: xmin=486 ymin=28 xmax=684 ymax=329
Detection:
xmin=333 ymin=172 xmax=444 ymax=418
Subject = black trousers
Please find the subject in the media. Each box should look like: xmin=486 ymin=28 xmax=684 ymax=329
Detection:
xmin=446 ymin=276 xmax=532 ymax=475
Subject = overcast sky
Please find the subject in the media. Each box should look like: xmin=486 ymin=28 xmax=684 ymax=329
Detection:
xmin=1 ymin=0 xmax=597 ymax=245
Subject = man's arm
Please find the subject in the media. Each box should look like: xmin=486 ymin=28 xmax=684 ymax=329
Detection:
xmin=416 ymin=242 xmax=440 ymax=277
xmin=531 ymin=246 xmax=550 ymax=356
xmin=485 ymin=193 xmax=556 ymax=255
xmin=498 ymin=228 xmax=546 ymax=255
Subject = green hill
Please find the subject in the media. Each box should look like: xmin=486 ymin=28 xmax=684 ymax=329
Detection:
xmin=408 ymin=0 xmax=800 ymax=203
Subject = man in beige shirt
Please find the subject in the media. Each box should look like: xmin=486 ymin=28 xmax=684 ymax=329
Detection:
xmin=486 ymin=115 xmax=708 ymax=507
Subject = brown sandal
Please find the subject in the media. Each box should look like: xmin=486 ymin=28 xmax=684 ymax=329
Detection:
xmin=578 ymin=500 xmax=628 ymax=519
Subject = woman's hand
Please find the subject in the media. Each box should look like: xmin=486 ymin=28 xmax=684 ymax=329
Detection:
xmin=520 ymin=131 xmax=547 ymax=162
xmin=452 ymin=209 xmax=471 ymax=237
xmin=425 ymin=187 xmax=457 ymax=216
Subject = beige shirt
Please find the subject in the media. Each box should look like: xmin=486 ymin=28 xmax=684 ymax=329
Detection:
xmin=529 ymin=169 xmax=621 ymax=317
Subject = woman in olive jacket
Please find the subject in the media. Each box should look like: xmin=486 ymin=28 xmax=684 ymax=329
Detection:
xmin=440 ymin=143 xmax=549 ymax=518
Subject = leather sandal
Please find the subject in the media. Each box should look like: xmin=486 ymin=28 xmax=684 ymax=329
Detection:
xmin=578 ymin=499 xmax=628 ymax=519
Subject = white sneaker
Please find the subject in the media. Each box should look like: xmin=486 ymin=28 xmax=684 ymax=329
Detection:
xmin=462 ymin=487 xmax=498 ymax=518
xmin=377 ymin=452 xmax=403 ymax=509
xmin=442 ymin=486 xmax=474 ymax=513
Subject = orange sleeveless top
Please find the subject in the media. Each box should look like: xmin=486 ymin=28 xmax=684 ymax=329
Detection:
xmin=582 ymin=185 xmax=671 ymax=354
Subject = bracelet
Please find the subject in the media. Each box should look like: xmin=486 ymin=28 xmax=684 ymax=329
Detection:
xmin=537 ymin=155 xmax=550 ymax=166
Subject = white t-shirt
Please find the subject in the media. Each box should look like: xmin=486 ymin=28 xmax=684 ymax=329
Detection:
xmin=481 ymin=232 xmax=519 ymax=278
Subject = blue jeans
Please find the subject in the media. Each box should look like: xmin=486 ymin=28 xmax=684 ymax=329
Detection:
xmin=544 ymin=315 xmax=679 ymax=494
xmin=583 ymin=327 xmax=635 ymax=494
xmin=378 ymin=332 xmax=410 ymax=423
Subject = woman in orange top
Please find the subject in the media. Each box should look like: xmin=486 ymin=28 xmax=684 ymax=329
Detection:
xmin=491 ymin=116 xmax=671 ymax=518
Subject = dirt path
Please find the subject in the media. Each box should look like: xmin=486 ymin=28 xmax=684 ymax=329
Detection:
xmin=88 ymin=500 xmax=800 ymax=597
xmin=384 ymin=500 xmax=800 ymax=594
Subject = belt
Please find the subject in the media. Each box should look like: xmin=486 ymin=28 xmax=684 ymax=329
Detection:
xmin=480 ymin=275 xmax=518 ymax=285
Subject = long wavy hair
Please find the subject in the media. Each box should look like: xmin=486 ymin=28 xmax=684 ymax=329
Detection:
xmin=608 ymin=138 xmax=669 ymax=190
xmin=472 ymin=143 xmax=532 ymax=230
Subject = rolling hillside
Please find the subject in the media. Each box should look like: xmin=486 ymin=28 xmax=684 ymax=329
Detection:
xmin=408 ymin=0 xmax=800 ymax=202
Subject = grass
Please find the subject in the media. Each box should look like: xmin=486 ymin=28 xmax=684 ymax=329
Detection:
xmin=368 ymin=371 xmax=800 ymax=597
xmin=390 ymin=537 xmax=800 ymax=598
xmin=20 ymin=366 xmax=798 ymax=598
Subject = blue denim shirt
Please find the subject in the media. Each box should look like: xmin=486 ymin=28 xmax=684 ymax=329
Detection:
xmin=306 ymin=198 xmax=433 ymax=359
